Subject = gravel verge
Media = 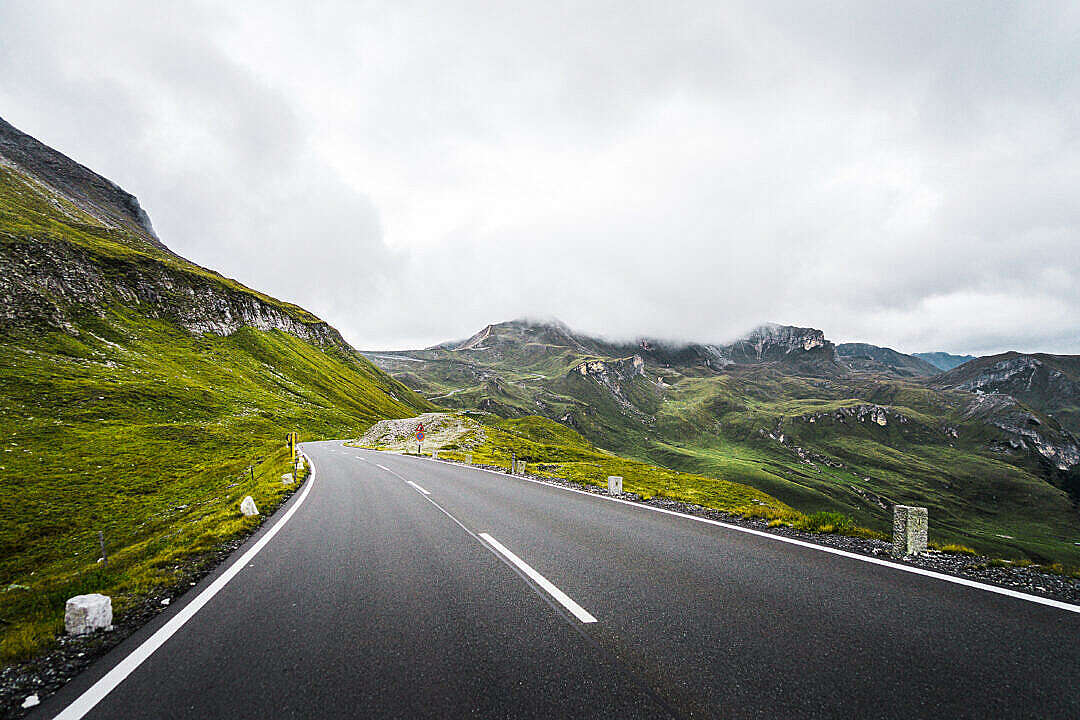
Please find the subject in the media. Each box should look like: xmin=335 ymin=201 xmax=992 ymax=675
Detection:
xmin=0 ymin=475 xmax=308 ymax=719
xmin=458 ymin=458 xmax=1080 ymax=606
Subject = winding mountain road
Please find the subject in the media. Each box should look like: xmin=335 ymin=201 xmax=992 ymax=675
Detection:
xmin=38 ymin=441 xmax=1080 ymax=719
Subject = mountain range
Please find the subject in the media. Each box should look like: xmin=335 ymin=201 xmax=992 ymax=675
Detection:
xmin=2 ymin=112 xmax=1078 ymax=668
xmin=367 ymin=318 xmax=1080 ymax=564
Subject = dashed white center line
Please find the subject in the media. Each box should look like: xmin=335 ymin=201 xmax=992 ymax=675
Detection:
xmin=406 ymin=480 xmax=431 ymax=495
xmin=479 ymin=533 xmax=597 ymax=624
xmin=377 ymin=464 xmax=390 ymax=471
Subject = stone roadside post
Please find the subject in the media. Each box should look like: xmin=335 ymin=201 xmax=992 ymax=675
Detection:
xmin=607 ymin=476 xmax=623 ymax=494
xmin=892 ymin=505 xmax=928 ymax=557
xmin=65 ymin=594 xmax=112 ymax=635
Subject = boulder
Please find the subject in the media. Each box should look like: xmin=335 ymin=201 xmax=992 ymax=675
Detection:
xmin=65 ymin=593 xmax=112 ymax=635
xmin=281 ymin=473 xmax=293 ymax=485
xmin=240 ymin=496 xmax=259 ymax=516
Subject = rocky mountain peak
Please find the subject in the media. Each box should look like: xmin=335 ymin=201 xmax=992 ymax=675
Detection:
xmin=0 ymin=115 xmax=164 ymax=251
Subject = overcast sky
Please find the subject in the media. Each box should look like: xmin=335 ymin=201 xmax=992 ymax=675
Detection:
xmin=2 ymin=1 xmax=1078 ymax=354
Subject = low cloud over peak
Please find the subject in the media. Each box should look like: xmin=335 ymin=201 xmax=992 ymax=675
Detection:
xmin=3 ymin=1 xmax=1078 ymax=355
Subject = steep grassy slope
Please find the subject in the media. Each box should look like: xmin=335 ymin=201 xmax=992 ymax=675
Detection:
xmin=368 ymin=321 xmax=1080 ymax=565
xmin=0 ymin=119 xmax=431 ymax=663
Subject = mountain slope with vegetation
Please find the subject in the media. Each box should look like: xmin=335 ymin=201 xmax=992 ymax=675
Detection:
xmin=0 ymin=116 xmax=431 ymax=663
xmin=368 ymin=319 xmax=1080 ymax=566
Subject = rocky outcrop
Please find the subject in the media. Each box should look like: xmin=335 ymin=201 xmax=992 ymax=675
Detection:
xmin=959 ymin=393 xmax=1080 ymax=470
xmin=935 ymin=353 xmax=1080 ymax=431
xmin=797 ymin=404 xmax=908 ymax=427
xmin=0 ymin=237 xmax=349 ymax=348
xmin=571 ymin=355 xmax=649 ymax=417
xmin=988 ymin=412 xmax=1080 ymax=471
xmin=740 ymin=324 xmax=829 ymax=357
xmin=949 ymin=356 xmax=1054 ymax=393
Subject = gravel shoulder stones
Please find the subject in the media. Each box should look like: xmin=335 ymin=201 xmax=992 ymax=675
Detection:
xmin=0 ymin=477 xmax=308 ymax=719
xmin=462 ymin=459 xmax=1080 ymax=606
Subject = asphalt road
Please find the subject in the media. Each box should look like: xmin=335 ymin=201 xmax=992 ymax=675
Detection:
xmin=39 ymin=441 xmax=1080 ymax=719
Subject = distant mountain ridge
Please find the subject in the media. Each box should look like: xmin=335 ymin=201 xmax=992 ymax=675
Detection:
xmin=915 ymin=352 xmax=977 ymax=371
xmin=368 ymin=317 xmax=1080 ymax=565
xmin=836 ymin=343 xmax=940 ymax=377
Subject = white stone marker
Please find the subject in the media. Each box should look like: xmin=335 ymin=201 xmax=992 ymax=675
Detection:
xmin=608 ymin=476 xmax=623 ymax=494
xmin=65 ymin=593 xmax=112 ymax=635
xmin=432 ymin=450 xmax=440 ymax=460
xmin=281 ymin=473 xmax=293 ymax=485
xmin=466 ymin=454 xmax=473 ymax=465
xmin=240 ymin=496 xmax=259 ymax=516
xmin=892 ymin=505 xmax=928 ymax=557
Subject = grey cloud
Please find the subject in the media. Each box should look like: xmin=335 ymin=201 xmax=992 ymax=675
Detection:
xmin=2 ymin=1 xmax=1078 ymax=355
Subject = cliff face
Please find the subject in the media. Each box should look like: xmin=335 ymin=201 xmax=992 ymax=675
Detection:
xmin=0 ymin=237 xmax=347 ymax=346
xmin=0 ymin=116 xmax=350 ymax=351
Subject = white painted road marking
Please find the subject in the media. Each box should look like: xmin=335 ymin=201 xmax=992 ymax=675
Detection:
xmin=361 ymin=457 xmax=599 ymax=627
xmin=391 ymin=452 xmax=1080 ymax=616
xmin=52 ymin=452 xmax=320 ymax=720
xmin=479 ymin=533 xmax=598 ymax=624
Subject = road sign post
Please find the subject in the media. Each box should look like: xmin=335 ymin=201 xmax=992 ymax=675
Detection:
xmin=416 ymin=423 xmax=424 ymax=455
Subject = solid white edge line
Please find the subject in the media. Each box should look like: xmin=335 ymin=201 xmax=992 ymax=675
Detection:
xmin=406 ymin=480 xmax=431 ymax=495
xmin=51 ymin=450 xmax=320 ymax=720
xmin=391 ymin=452 xmax=1080 ymax=615
xmin=479 ymin=533 xmax=597 ymax=623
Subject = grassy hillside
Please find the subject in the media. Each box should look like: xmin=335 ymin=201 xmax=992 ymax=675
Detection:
xmin=0 ymin=120 xmax=433 ymax=664
xmin=0 ymin=306 xmax=431 ymax=662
